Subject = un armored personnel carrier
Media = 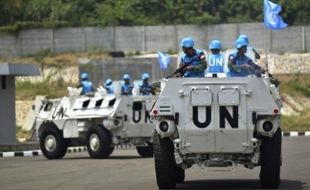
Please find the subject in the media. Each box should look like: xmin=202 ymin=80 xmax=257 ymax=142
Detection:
xmin=35 ymin=86 xmax=157 ymax=159
xmin=151 ymin=75 xmax=282 ymax=189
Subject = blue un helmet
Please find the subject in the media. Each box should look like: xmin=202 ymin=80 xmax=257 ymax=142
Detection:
xmin=141 ymin=73 xmax=150 ymax=80
xmin=81 ymin=72 xmax=88 ymax=80
xmin=209 ymin=40 xmax=222 ymax=50
xmin=235 ymin=38 xmax=248 ymax=49
xmin=238 ymin=34 xmax=249 ymax=45
xmin=105 ymin=78 xmax=112 ymax=86
xmin=180 ymin=37 xmax=194 ymax=48
xmin=123 ymin=74 xmax=131 ymax=80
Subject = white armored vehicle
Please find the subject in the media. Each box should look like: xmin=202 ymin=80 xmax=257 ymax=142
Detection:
xmin=35 ymin=84 xmax=157 ymax=159
xmin=151 ymin=75 xmax=282 ymax=189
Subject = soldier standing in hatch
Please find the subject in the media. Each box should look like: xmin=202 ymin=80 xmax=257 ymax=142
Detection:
xmin=139 ymin=73 xmax=153 ymax=95
xmin=104 ymin=78 xmax=114 ymax=94
xmin=178 ymin=37 xmax=207 ymax=77
xmin=78 ymin=72 xmax=94 ymax=95
xmin=121 ymin=74 xmax=134 ymax=95
xmin=238 ymin=34 xmax=261 ymax=61
xmin=228 ymin=38 xmax=264 ymax=77
xmin=205 ymin=39 xmax=226 ymax=74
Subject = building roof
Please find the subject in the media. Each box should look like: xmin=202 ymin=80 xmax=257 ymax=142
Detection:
xmin=0 ymin=63 xmax=40 ymax=76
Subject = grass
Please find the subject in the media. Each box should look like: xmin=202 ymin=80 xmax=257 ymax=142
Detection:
xmin=16 ymin=80 xmax=74 ymax=100
xmin=275 ymin=74 xmax=310 ymax=98
xmin=282 ymin=111 xmax=310 ymax=132
xmin=273 ymin=74 xmax=310 ymax=132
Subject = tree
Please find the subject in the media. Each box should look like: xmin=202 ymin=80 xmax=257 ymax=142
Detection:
xmin=0 ymin=0 xmax=308 ymax=29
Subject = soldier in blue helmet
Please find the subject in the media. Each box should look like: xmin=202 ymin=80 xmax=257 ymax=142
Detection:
xmin=238 ymin=34 xmax=261 ymax=60
xmin=178 ymin=37 xmax=207 ymax=77
xmin=78 ymin=72 xmax=94 ymax=95
xmin=104 ymin=78 xmax=114 ymax=94
xmin=121 ymin=74 xmax=134 ymax=95
xmin=228 ymin=38 xmax=264 ymax=77
xmin=139 ymin=73 xmax=153 ymax=95
xmin=205 ymin=40 xmax=225 ymax=74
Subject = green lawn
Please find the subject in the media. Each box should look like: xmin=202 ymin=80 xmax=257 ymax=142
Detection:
xmin=276 ymin=74 xmax=310 ymax=98
xmin=274 ymin=74 xmax=310 ymax=132
xmin=16 ymin=80 xmax=74 ymax=100
xmin=282 ymin=111 xmax=310 ymax=132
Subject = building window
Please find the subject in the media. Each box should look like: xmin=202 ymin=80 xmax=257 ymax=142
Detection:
xmin=1 ymin=76 xmax=6 ymax=89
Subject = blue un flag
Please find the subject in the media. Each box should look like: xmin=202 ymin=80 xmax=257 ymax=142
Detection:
xmin=264 ymin=0 xmax=288 ymax=30
xmin=158 ymin=52 xmax=170 ymax=70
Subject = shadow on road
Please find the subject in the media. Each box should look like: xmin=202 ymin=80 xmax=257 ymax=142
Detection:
xmin=107 ymin=155 xmax=145 ymax=160
xmin=176 ymin=179 xmax=305 ymax=190
xmin=62 ymin=155 xmax=146 ymax=160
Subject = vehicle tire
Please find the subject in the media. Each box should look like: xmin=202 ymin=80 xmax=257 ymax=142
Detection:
xmin=136 ymin=142 xmax=153 ymax=158
xmin=175 ymin=166 xmax=185 ymax=183
xmin=86 ymin=125 xmax=114 ymax=158
xmin=260 ymin=127 xmax=282 ymax=188
xmin=154 ymin=132 xmax=177 ymax=189
xmin=40 ymin=127 xmax=67 ymax=159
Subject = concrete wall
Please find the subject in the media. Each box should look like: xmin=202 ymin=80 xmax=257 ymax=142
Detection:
xmin=305 ymin=26 xmax=310 ymax=53
xmin=0 ymin=76 xmax=16 ymax=145
xmin=21 ymin=29 xmax=53 ymax=55
xmin=79 ymin=57 xmax=178 ymax=86
xmin=84 ymin=27 xmax=114 ymax=51
xmin=145 ymin=26 xmax=176 ymax=52
xmin=0 ymin=23 xmax=309 ymax=56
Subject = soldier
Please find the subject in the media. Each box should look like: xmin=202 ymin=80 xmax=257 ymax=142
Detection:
xmin=205 ymin=40 xmax=225 ymax=74
xmin=238 ymin=34 xmax=261 ymax=60
xmin=139 ymin=73 xmax=152 ymax=95
xmin=121 ymin=74 xmax=134 ymax=95
xmin=104 ymin=78 xmax=114 ymax=94
xmin=178 ymin=37 xmax=207 ymax=77
xmin=228 ymin=38 xmax=264 ymax=77
xmin=78 ymin=72 xmax=94 ymax=95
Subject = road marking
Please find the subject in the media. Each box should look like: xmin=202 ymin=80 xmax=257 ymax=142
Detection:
xmin=0 ymin=144 xmax=133 ymax=158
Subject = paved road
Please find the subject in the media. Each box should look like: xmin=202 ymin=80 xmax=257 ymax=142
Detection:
xmin=0 ymin=137 xmax=309 ymax=190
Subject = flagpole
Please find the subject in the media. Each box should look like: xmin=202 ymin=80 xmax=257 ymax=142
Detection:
xmin=264 ymin=28 xmax=269 ymax=76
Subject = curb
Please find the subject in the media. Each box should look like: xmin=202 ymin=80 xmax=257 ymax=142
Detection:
xmin=0 ymin=150 xmax=42 ymax=158
xmin=0 ymin=145 xmax=133 ymax=158
xmin=282 ymin=131 xmax=310 ymax=137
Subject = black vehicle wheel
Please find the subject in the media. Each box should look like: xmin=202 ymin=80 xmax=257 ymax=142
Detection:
xmin=260 ymin=128 xmax=282 ymax=188
xmin=154 ymin=132 xmax=177 ymax=189
xmin=86 ymin=125 xmax=114 ymax=158
xmin=40 ymin=127 xmax=67 ymax=159
xmin=175 ymin=166 xmax=185 ymax=183
xmin=136 ymin=142 xmax=154 ymax=158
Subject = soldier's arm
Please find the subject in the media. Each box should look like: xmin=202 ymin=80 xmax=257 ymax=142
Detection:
xmin=178 ymin=57 xmax=185 ymax=68
xmin=192 ymin=52 xmax=207 ymax=72
xmin=228 ymin=55 xmax=239 ymax=71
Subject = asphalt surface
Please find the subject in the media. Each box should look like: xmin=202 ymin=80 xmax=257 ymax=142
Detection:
xmin=0 ymin=137 xmax=309 ymax=190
